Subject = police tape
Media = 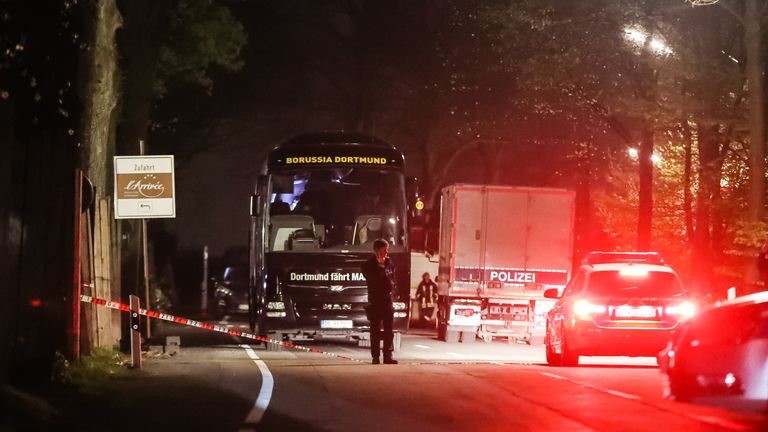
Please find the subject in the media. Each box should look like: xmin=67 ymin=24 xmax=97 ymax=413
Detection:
xmin=79 ymin=294 xmax=366 ymax=363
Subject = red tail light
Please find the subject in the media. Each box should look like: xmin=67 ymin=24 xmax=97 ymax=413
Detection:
xmin=573 ymin=299 xmax=606 ymax=320
xmin=665 ymin=301 xmax=696 ymax=320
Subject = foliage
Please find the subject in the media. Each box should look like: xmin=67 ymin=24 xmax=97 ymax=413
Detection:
xmin=729 ymin=219 xmax=768 ymax=250
xmin=0 ymin=0 xmax=81 ymax=130
xmin=155 ymin=0 xmax=247 ymax=96
xmin=51 ymin=349 xmax=127 ymax=395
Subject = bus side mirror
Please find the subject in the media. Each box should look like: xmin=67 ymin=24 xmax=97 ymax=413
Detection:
xmin=250 ymin=194 xmax=262 ymax=216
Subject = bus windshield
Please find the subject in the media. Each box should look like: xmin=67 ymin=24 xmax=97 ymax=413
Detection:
xmin=267 ymin=167 xmax=406 ymax=253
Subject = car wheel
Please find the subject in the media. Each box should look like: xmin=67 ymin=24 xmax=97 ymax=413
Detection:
xmin=545 ymin=341 xmax=562 ymax=366
xmin=561 ymin=328 xmax=579 ymax=367
xmin=668 ymin=372 xmax=692 ymax=402
xmin=545 ymin=325 xmax=562 ymax=366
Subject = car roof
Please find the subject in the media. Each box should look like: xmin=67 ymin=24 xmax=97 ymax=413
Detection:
xmin=585 ymin=262 xmax=677 ymax=274
xmin=582 ymin=251 xmax=665 ymax=265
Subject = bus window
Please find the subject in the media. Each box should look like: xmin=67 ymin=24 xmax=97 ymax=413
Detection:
xmin=267 ymin=168 xmax=406 ymax=252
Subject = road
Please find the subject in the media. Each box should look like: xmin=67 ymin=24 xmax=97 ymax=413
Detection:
xmin=116 ymin=317 xmax=767 ymax=432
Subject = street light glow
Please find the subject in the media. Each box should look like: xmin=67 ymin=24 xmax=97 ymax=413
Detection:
xmin=623 ymin=26 xmax=673 ymax=56
xmin=628 ymin=147 xmax=661 ymax=164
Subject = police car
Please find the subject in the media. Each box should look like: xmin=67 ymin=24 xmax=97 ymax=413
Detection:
xmin=544 ymin=252 xmax=697 ymax=366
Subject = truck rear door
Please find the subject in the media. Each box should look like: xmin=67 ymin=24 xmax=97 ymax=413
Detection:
xmin=442 ymin=185 xmax=484 ymax=296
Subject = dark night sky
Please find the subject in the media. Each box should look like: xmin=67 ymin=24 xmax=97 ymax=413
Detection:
xmin=151 ymin=1 xmax=624 ymax=260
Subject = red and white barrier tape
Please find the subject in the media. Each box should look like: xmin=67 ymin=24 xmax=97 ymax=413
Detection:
xmin=79 ymin=294 xmax=365 ymax=363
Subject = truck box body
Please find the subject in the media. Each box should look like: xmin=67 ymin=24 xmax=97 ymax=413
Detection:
xmin=437 ymin=184 xmax=575 ymax=343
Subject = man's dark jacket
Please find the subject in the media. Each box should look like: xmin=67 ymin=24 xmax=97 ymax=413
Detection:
xmin=361 ymin=256 xmax=396 ymax=313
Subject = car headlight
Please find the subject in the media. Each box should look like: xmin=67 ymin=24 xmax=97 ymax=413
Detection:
xmin=267 ymin=301 xmax=285 ymax=310
xmin=392 ymin=302 xmax=407 ymax=311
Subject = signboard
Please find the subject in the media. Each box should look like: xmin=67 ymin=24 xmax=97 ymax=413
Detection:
xmin=114 ymin=155 xmax=176 ymax=219
xmin=268 ymin=145 xmax=405 ymax=169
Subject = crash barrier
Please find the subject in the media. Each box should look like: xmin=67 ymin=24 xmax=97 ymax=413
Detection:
xmin=79 ymin=294 xmax=366 ymax=363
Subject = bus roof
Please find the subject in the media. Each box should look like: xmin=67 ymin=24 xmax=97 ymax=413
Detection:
xmin=275 ymin=132 xmax=396 ymax=150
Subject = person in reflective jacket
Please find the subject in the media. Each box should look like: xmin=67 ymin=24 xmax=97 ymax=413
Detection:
xmin=416 ymin=272 xmax=438 ymax=327
xmin=361 ymin=238 xmax=398 ymax=364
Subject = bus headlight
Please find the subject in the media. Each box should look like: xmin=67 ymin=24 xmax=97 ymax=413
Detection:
xmin=392 ymin=302 xmax=407 ymax=311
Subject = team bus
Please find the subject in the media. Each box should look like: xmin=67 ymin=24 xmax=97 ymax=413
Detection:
xmin=248 ymin=132 xmax=411 ymax=349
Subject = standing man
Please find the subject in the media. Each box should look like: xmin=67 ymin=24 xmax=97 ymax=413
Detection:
xmin=361 ymin=238 xmax=398 ymax=364
xmin=416 ymin=272 xmax=438 ymax=327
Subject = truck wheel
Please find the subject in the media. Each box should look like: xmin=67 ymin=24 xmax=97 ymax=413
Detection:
xmin=445 ymin=330 xmax=460 ymax=344
xmin=461 ymin=331 xmax=476 ymax=343
xmin=266 ymin=333 xmax=285 ymax=351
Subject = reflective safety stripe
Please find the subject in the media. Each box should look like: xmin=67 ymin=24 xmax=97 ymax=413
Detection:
xmin=79 ymin=294 xmax=365 ymax=363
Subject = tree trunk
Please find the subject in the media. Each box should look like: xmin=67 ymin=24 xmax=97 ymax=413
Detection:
xmin=637 ymin=122 xmax=654 ymax=251
xmin=575 ymin=139 xmax=591 ymax=261
xmin=745 ymin=0 xmax=766 ymax=222
xmin=78 ymin=0 xmax=122 ymax=352
xmin=692 ymin=122 xmax=721 ymax=295
xmin=79 ymin=0 xmax=122 ymax=196
xmin=681 ymin=120 xmax=694 ymax=243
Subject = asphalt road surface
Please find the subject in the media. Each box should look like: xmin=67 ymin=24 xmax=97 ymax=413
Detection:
xmin=123 ymin=317 xmax=768 ymax=432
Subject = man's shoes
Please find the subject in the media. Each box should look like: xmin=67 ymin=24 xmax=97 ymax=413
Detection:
xmin=383 ymin=358 xmax=398 ymax=364
xmin=372 ymin=358 xmax=380 ymax=364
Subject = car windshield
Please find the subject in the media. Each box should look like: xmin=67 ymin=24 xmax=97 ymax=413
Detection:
xmin=267 ymin=168 xmax=406 ymax=252
xmin=585 ymin=270 xmax=684 ymax=298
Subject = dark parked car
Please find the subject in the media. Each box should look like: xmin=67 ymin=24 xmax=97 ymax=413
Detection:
xmin=212 ymin=265 xmax=249 ymax=318
xmin=544 ymin=254 xmax=697 ymax=366
xmin=658 ymin=291 xmax=768 ymax=413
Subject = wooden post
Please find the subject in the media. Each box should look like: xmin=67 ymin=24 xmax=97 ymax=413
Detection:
xmin=129 ymin=295 xmax=142 ymax=369
xmin=202 ymin=246 xmax=208 ymax=314
xmin=140 ymin=140 xmax=151 ymax=339
xmin=69 ymin=169 xmax=83 ymax=360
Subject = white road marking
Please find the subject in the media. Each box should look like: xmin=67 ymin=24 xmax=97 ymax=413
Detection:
xmin=603 ymin=389 xmax=640 ymax=400
xmin=539 ymin=372 xmax=567 ymax=380
xmin=414 ymin=344 xmax=431 ymax=349
xmin=240 ymin=344 xmax=274 ymax=426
